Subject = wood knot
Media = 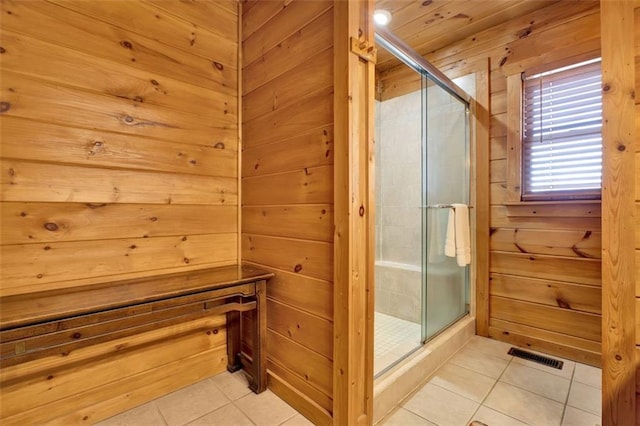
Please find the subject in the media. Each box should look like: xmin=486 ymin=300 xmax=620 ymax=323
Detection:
xmin=0 ymin=101 xmax=10 ymax=113
xmin=214 ymin=142 xmax=225 ymax=149
xmin=150 ymin=216 xmax=158 ymax=222
xmin=183 ymin=257 xmax=190 ymax=264
xmin=43 ymin=246 xmax=51 ymax=251
xmin=517 ymin=27 xmax=532 ymax=38
xmin=499 ymin=57 xmax=508 ymax=67
xmin=294 ymin=264 xmax=303 ymax=273
xmin=617 ymin=144 xmax=626 ymax=152
xmin=602 ymin=84 xmax=610 ymax=92
xmin=47 ymin=375 xmax=54 ymax=380
xmin=124 ymin=115 xmax=134 ymax=123
xmin=120 ymin=40 xmax=133 ymax=49
xmin=72 ymin=332 xmax=82 ymax=339
xmin=133 ymin=96 xmax=144 ymax=103
xmin=0 ymin=47 xmax=5 ymax=54
xmin=422 ymin=0 xmax=432 ymax=5
xmin=212 ymin=328 xmax=219 ymax=334
xmin=20 ymin=211 xmax=27 ymax=217
xmin=615 ymin=354 xmax=622 ymax=361
xmin=213 ymin=61 xmax=224 ymax=71
xmin=359 ymin=205 xmax=365 ymax=216
xmin=44 ymin=222 xmax=59 ymax=231
xmin=150 ymin=79 xmax=159 ymax=86
xmin=189 ymin=159 xmax=197 ymax=165
xmin=182 ymin=236 xmax=187 ymax=241
xmin=129 ymin=244 xmax=137 ymax=249
xmin=321 ymin=209 xmax=327 ymax=214
xmin=37 ymin=273 xmax=43 ymax=279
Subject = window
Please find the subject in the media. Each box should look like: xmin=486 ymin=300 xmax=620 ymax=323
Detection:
xmin=506 ymin=57 xmax=602 ymax=202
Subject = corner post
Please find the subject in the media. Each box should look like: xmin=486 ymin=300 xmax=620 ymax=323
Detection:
xmin=333 ymin=0 xmax=376 ymax=424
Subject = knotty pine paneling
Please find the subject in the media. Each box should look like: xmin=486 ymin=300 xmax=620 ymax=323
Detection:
xmin=0 ymin=1 xmax=239 ymax=422
xmin=0 ymin=1 xmax=236 ymax=91
xmin=634 ymin=5 xmax=640 ymax=411
xmin=379 ymin=1 xmax=603 ymax=364
xmin=241 ymin=1 xmax=334 ymax=419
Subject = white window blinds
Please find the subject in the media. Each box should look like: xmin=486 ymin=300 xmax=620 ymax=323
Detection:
xmin=522 ymin=58 xmax=602 ymax=201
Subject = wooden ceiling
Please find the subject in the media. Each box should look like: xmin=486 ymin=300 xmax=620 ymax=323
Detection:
xmin=374 ymin=0 xmax=560 ymax=72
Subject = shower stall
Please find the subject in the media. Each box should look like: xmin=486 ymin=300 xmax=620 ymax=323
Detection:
xmin=373 ymin=29 xmax=473 ymax=377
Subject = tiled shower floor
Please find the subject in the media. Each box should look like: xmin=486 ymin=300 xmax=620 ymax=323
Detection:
xmin=374 ymin=312 xmax=422 ymax=376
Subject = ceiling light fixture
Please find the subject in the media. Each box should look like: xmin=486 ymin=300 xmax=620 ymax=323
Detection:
xmin=373 ymin=9 xmax=392 ymax=26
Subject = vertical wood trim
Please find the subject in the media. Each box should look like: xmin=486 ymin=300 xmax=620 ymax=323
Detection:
xmin=333 ymin=1 xmax=375 ymax=424
xmin=237 ymin=1 xmax=243 ymax=265
xmin=475 ymin=59 xmax=491 ymax=336
xmin=505 ymin=73 xmax=523 ymax=202
xmin=601 ymin=0 xmax=637 ymax=424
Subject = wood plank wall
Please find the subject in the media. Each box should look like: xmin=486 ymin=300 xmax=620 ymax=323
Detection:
xmin=0 ymin=1 xmax=239 ymax=423
xmin=378 ymin=1 xmax=603 ymax=365
xmin=634 ymin=3 xmax=640 ymax=420
xmin=240 ymin=1 xmax=334 ymax=424
xmin=601 ymin=1 xmax=637 ymax=423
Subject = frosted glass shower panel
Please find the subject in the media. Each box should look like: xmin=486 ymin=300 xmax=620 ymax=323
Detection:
xmin=423 ymin=78 xmax=470 ymax=341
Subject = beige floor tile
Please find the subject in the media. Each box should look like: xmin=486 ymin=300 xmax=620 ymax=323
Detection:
xmin=573 ymin=363 xmax=602 ymax=389
xmin=470 ymin=406 xmax=528 ymax=426
xmin=381 ymin=407 xmax=436 ymax=425
xmin=95 ymin=402 xmax=166 ymax=426
xmin=567 ymin=382 xmax=601 ymax=416
xmin=186 ymin=403 xmax=253 ymax=426
xmin=155 ymin=379 xmax=230 ymax=426
xmin=235 ymin=389 xmax=298 ymax=426
xmin=210 ymin=371 xmax=253 ymax=401
xmin=511 ymin=350 xmax=575 ymax=380
xmin=465 ymin=336 xmax=515 ymax=361
xmin=484 ymin=382 xmax=564 ymax=425
xmin=403 ymin=382 xmax=479 ymax=426
xmin=280 ymin=413 xmax=315 ymax=425
xmin=428 ymin=362 xmax=496 ymax=402
xmin=500 ymin=362 xmax=571 ymax=403
xmin=562 ymin=406 xmax=602 ymax=426
xmin=448 ymin=346 xmax=510 ymax=379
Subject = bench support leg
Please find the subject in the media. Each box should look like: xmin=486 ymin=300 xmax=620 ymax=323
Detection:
xmin=250 ymin=279 xmax=268 ymax=393
xmin=226 ymin=311 xmax=242 ymax=373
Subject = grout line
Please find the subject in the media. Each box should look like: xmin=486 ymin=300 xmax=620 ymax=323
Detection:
xmin=153 ymin=401 xmax=169 ymax=426
xmin=467 ymin=351 xmax=517 ymax=424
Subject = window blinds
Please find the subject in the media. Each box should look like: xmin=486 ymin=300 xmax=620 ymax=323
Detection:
xmin=522 ymin=58 xmax=602 ymax=201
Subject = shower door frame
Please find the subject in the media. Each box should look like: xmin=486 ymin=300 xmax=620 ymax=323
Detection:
xmin=375 ymin=28 xmax=475 ymax=344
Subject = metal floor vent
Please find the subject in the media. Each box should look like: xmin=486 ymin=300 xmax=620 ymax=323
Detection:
xmin=507 ymin=347 xmax=564 ymax=370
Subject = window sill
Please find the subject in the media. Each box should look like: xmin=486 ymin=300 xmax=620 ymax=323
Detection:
xmin=504 ymin=200 xmax=601 ymax=218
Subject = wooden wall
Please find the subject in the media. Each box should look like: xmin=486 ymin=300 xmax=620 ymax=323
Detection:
xmin=634 ymin=2 xmax=640 ymax=421
xmin=600 ymin=1 xmax=637 ymax=423
xmin=634 ymin=1 xmax=640 ymax=418
xmin=379 ymin=1 xmax=603 ymax=365
xmin=240 ymin=1 xmax=335 ymax=424
xmin=0 ymin=1 xmax=239 ymax=423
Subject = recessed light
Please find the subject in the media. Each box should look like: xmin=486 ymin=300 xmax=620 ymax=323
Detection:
xmin=373 ymin=9 xmax=392 ymax=26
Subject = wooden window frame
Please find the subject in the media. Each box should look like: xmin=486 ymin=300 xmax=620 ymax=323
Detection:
xmin=505 ymin=52 xmax=603 ymax=209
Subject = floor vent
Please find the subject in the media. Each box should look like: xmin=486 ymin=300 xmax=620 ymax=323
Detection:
xmin=507 ymin=347 xmax=564 ymax=370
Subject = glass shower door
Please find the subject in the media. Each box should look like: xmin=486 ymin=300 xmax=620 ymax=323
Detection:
xmin=422 ymin=77 xmax=470 ymax=342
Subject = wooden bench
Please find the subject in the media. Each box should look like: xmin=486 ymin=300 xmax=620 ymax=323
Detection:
xmin=0 ymin=264 xmax=273 ymax=393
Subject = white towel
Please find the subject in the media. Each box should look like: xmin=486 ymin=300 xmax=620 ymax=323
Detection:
xmin=444 ymin=204 xmax=471 ymax=267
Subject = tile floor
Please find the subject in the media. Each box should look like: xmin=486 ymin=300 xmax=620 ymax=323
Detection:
xmin=98 ymin=335 xmax=602 ymax=426
xmin=375 ymin=312 xmax=422 ymax=376
xmin=380 ymin=336 xmax=602 ymax=426
xmin=96 ymin=370 xmax=313 ymax=426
